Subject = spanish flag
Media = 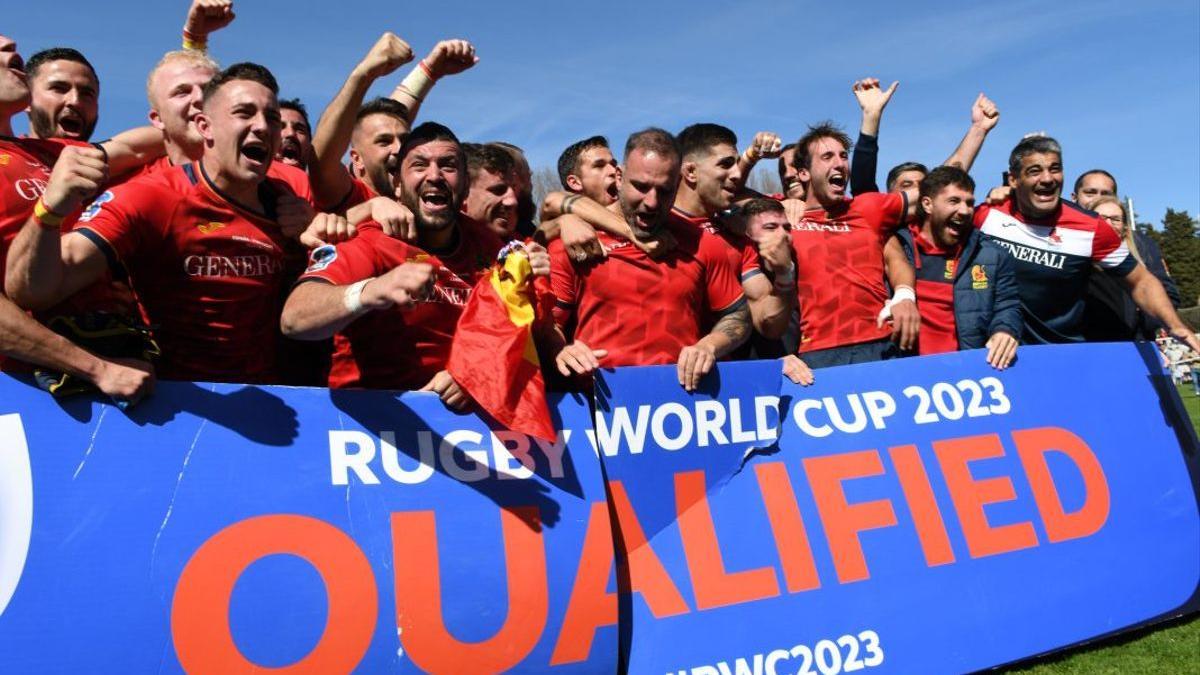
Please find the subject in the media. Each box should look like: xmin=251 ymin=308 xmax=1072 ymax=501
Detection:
xmin=448 ymin=242 xmax=556 ymax=441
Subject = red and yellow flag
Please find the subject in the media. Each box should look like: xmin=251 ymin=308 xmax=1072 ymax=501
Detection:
xmin=447 ymin=243 xmax=556 ymax=441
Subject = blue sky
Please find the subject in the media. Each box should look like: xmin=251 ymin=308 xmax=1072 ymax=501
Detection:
xmin=8 ymin=0 xmax=1199 ymax=225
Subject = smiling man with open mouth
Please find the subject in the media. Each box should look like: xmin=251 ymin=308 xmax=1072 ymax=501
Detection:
xmin=24 ymin=47 xmax=99 ymax=142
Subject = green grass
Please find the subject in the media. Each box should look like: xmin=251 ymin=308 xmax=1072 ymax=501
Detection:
xmin=1002 ymin=383 xmax=1200 ymax=674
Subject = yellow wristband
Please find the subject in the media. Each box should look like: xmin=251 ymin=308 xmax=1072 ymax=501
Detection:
xmin=33 ymin=198 xmax=66 ymax=229
xmin=182 ymin=33 xmax=207 ymax=51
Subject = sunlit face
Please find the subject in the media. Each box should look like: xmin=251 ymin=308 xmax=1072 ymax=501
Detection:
xmin=1093 ymin=200 xmax=1128 ymax=238
xmin=686 ymin=142 xmax=742 ymax=212
xmin=618 ymin=148 xmax=679 ymax=240
xmin=1072 ymin=172 xmax=1116 ymax=209
xmin=277 ymin=107 xmax=312 ymax=169
xmin=569 ymin=145 xmax=620 ymax=205
xmin=779 ymin=147 xmax=804 ymax=199
xmin=28 ymin=59 xmax=98 ymax=140
xmin=398 ymin=139 xmax=464 ymax=232
xmin=463 ymin=167 xmax=518 ymax=238
xmin=351 ymin=113 xmax=407 ymax=198
xmin=148 ymin=59 xmax=215 ymax=152
xmin=744 ymin=209 xmax=788 ymax=243
xmin=196 ymin=79 xmax=281 ymax=184
xmin=1008 ymin=151 xmax=1063 ymax=219
xmin=0 ymin=35 xmax=30 ymax=113
xmin=798 ymin=136 xmax=850 ymax=205
xmin=921 ymin=183 xmax=975 ymax=249
xmin=890 ymin=169 xmax=925 ymax=194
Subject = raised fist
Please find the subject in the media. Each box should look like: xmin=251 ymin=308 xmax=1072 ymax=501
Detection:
xmin=184 ymin=0 xmax=235 ymax=37
xmin=359 ymin=32 xmax=414 ymax=80
xmin=971 ymin=92 xmax=1000 ymax=132
xmin=424 ymin=39 xmax=478 ymax=78
xmin=42 ymin=145 xmax=107 ymax=216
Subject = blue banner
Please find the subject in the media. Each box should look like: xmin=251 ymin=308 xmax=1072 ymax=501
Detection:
xmin=0 ymin=342 xmax=1196 ymax=673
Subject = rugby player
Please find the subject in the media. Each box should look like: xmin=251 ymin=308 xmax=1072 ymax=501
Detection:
xmin=281 ymin=122 xmax=550 ymax=407
xmin=25 ymin=48 xmax=99 ymax=142
xmin=895 ymin=166 xmax=1021 ymax=365
xmin=462 ymin=143 xmax=519 ymax=238
xmin=549 ymin=128 xmax=751 ymax=392
xmin=491 ymin=141 xmax=537 ymax=238
xmin=673 ymin=123 xmax=793 ymax=340
xmin=6 ymin=63 xmax=313 ymax=384
xmin=310 ymin=34 xmax=477 ymax=212
xmin=785 ymin=121 xmax=921 ymax=369
xmin=974 ymin=135 xmax=1198 ymax=352
xmin=0 ymin=34 xmax=153 ymax=401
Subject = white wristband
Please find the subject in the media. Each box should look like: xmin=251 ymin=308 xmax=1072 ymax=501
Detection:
xmin=891 ymin=285 xmax=916 ymax=303
xmin=343 ymin=278 xmax=371 ymax=314
xmin=396 ymin=63 xmax=435 ymax=102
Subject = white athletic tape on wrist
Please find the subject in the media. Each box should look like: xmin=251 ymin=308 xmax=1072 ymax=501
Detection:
xmin=343 ymin=278 xmax=370 ymax=314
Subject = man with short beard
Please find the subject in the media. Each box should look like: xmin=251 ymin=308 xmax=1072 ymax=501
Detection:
xmin=310 ymin=34 xmax=477 ymax=213
xmin=0 ymin=34 xmax=154 ymax=402
xmin=549 ymin=128 xmax=751 ymax=392
xmin=673 ymin=123 xmax=793 ymax=341
xmin=894 ymin=166 xmax=1020 ymax=366
xmin=276 ymin=98 xmax=312 ymax=170
xmin=462 ymin=143 xmax=519 ymax=239
xmin=281 ymin=123 xmax=550 ymax=407
xmin=786 ymin=121 xmax=921 ymax=368
xmin=974 ymin=135 xmax=1198 ymax=352
xmin=6 ymin=63 xmax=314 ymax=384
xmin=24 ymin=48 xmax=99 ymax=142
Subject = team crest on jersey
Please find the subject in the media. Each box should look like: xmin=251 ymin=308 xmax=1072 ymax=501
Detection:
xmin=944 ymin=259 xmax=957 ymax=279
xmin=197 ymin=222 xmax=226 ymax=234
xmin=306 ymin=244 xmax=337 ymax=273
xmin=971 ymin=264 xmax=988 ymax=289
xmin=78 ymin=191 xmax=114 ymax=222
xmin=407 ymin=253 xmax=431 ymax=263
xmin=0 ymin=154 xmax=9 ymax=166
xmin=1047 ymin=229 xmax=1063 ymax=245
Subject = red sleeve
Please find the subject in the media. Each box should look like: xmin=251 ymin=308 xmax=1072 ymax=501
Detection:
xmin=320 ymin=178 xmax=372 ymax=213
xmin=299 ymin=226 xmax=390 ymax=284
xmin=73 ymin=180 xmax=170 ymax=265
xmin=547 ymin=239 xmax=577 ymax=328
xmin=852 ymin=191 xmax=906 ymax=232
xmin=972 ymin=203 xmax=991 ymax=229
xmin=267 ymin=163 xmax=315 ymax=207
xmin=700 ymin=232 xmax=745 ymax=313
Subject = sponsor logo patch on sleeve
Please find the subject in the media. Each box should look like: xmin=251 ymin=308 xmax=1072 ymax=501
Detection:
xmin=305 ymin=244 xmax=337 ymax=273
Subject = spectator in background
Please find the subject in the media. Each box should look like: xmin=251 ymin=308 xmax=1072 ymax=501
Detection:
xmin=491 ymin=141 xmax=538 ymax=238
xmin=1072 ymin=169 xmax=1180 ymax=312
xmin=896 ymin=166 xmax=1021 ymax=367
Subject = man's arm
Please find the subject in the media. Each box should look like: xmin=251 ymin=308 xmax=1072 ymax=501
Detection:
xmin=310 ymin=32 xmax=413 ymax=208
xmin=943 ymin=93 xmax=999 ymax=172
xmin=99 ymin=126 xmax=166 ymax=178
xmin=985 ymin=250 xmax=1022 ymax=369
xmin=678 ymin=302 xmax=751 ymax=391
xmin=5 ymin=146 xmax=111 ymax=310
xmin=850 ymin=78 xmax=897 ymax=195
xmin=280 ymin=262 xmax=433 ymax=340
xmin=735 ymin=132 xmax=782 ymax=191
xmin=880 ymin=234 xmax=919 ymax=351
xmin=0 ymin=294 xmax=153 ymax=401
xmin=388 ymin=40 xmax=478 ymax=125
xmin=1122 ymin=264 xmax=1200 ymax=353
xmin=744 ymin=228 xmax=795 ymax=339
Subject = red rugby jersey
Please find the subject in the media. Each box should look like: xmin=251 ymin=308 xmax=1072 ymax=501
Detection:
xmin=321 ymin=177 xmax=375 ymax=213
xmin=789 ymin=191 xmax=907 ymax=352
xmin=298 ymin=220 xmax=504 ymax=390
xmin=75 ymin=162 xmax=311 ymax=383
xmin=669 ymin=207 xmax=762 ymax=282
xmin=0 ymin=136 xmax=91 ymax=275
xmin=549 ymin=218 xmax=745 ymax=368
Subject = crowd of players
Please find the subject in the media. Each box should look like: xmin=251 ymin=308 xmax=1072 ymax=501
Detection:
xmin=1 ymin=0 xmax=1197 ymax=412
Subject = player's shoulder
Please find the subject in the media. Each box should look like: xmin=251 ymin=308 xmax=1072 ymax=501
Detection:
xmin=265 ymin=162 xmax=312 ymax=198
xmin=78 ymin=168 xmax=186 ymax=224
xmin=1056 ymin=199 xmax=1105 ymax=232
